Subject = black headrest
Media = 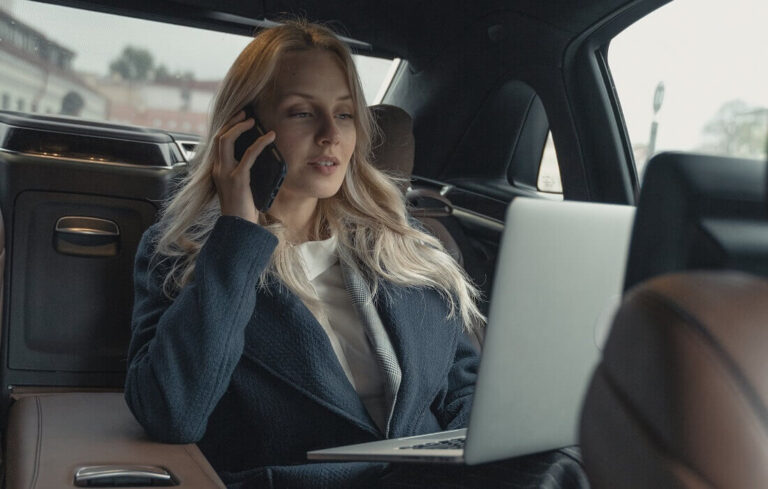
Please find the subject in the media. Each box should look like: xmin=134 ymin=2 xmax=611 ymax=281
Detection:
xmin=623 ymin=151 xmax=768 ymax=291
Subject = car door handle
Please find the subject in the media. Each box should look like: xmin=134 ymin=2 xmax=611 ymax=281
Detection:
xmin=74 ymin=465 xmax=177 ymax=486
xmin=54 ymin=216 xmax=120 ymax=257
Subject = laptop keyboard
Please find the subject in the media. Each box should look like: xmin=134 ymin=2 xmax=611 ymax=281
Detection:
xmin=399 ymin=437 xmax=466 ymax=450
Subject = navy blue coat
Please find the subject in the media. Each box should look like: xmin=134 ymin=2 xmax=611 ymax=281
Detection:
xmin=125 ymin=216 xmax=480 ymax=488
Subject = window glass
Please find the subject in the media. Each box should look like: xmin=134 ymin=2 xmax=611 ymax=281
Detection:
xmin=0 ymin=1 xmax=396 ymax=137
xmin=537 ymin=131 xmax=562 ymax=194
xmin=609 ymin=0 xmax=768 ymax=179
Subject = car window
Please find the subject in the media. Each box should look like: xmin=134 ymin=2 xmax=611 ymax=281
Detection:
xmin=537 ymin=131 xmax=562 ymax=194
xmin=609 ymin=0 xmax=768 ymax=180
xmin=0 ymin=2 xmax=395 ymax=136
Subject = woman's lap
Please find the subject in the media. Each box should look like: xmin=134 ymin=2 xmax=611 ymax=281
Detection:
xmin=379 ymin=447 xmax=589 ymax=489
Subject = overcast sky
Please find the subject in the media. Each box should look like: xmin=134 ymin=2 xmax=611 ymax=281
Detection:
xmin=3 ymin=0 xmax=393 ymax=102
xmin=609 ymin=0 xmax=768 ymax=154
xmin=6 ymin=0 xmax=253 ymax=79
xmin=4 ymin=0 xmax=765 ymax=155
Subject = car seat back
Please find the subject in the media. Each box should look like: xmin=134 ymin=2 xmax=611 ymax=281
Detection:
xmin=0 ymin=112 xmax=186 ymax=398
xmin=580 ymin=271 xmax=768 ymax=488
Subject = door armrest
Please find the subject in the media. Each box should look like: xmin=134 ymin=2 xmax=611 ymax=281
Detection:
xmin=5 ymin=392 xmax=225 ymax=488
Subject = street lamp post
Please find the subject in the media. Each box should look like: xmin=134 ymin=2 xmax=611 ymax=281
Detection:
xmin=647 ymin=81 xmax=665 ymax=160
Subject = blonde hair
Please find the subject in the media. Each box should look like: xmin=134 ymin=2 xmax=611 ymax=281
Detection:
xmin=153 ymin=20 xmax=485 ymax=331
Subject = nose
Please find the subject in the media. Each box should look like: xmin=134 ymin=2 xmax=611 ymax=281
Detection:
xmin=315 ymin=113 xmax=340 ymax=146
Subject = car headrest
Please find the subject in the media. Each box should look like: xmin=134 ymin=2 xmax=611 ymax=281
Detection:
xmin=369 ymin=104 xmax=415 ymax=186
xmin=580 ymin=270 xmax=768 ymax=488
xmin=623 ymin=152 xmax=768 ymax=292
xmin=367 ymin=104 xmax=465 ymax=269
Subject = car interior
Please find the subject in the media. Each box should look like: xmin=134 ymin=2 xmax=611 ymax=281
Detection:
xmin=580 ymin=149 xmax=768 ymax=488
xmin=0 ymin=0 xmax=766 ymax=487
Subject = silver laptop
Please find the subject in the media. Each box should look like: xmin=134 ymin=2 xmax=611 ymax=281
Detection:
xmin=308 ymin=197 xmax=635 ymax=465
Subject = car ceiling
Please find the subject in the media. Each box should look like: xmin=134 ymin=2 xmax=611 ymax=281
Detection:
xmin=32 ymin=0 xmax=633 ymax=63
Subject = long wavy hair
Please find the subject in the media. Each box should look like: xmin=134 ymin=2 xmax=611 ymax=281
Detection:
xmin=153 ymin=20 xmax=485 ymax=331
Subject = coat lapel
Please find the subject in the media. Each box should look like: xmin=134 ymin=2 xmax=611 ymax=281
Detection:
xmin=239 ymin=270 xmax=461 ymax=439
xmin=241 ymin=281 xmax=379 ymax=436
xmin=339 ymin=261 xmax=402 ymax=436
xmin=375 ymin=281 xmax=461 ymax=437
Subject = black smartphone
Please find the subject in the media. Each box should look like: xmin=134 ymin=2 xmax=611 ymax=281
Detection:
xmin=233 ymin=106 xmax=287 ymax=212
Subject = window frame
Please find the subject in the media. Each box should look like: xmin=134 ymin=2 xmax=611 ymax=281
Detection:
xmin=559 ymin=0 xmax=673 ymax=205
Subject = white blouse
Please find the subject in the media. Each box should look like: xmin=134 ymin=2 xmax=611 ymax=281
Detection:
xmin=295 ymin=236 xmax=388 ymax=431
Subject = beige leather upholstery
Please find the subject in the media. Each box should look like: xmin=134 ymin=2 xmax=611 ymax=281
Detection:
xmin=580 ymin=271 xmax=768 ymax=489
xmin=369 ymin=104 xmax=463 ymax=267
xmin=6 ymin=393 xmax=225 ymax=488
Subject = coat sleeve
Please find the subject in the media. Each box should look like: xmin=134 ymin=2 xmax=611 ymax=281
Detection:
xmin=434 ymin=330 xmax=480 ymax=430
xmin=124 ymin=216 xmax=278 ymax=443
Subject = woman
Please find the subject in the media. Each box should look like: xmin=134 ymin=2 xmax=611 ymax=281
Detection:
xmin=125 ymin=20 xmax=585 ymax=489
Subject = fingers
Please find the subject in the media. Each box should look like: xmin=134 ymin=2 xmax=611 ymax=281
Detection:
xmin=221 ymin=109 xmax=246 ymax=134
xmin=210 ymin=110 xmax=276 ymax=224
xmin=213 ymin=111 xmax=246 ymax=177
xmin=216 ymin=115 xmax=255 ymax=173
xmin=236 ymin=131 xmax=276 ymax=176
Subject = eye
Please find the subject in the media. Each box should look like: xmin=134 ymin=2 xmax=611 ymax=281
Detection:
xmin=290 ymin=112 xmax=312 ymax=118
xmin=336 ymin=113 xmax=354 ymax=120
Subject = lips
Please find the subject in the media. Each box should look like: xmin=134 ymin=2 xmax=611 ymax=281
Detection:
xmin=308 ymin=155 xmax=340 ymax=167
xmin=307 ymin=155 xmax=341 ymax=175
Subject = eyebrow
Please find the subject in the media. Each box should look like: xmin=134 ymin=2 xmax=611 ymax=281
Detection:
xmin=281 ymin=92 xmax=353 ymax=102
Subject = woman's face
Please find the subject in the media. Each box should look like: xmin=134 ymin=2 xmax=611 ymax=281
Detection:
xmin=257 ymin=49 xmax=357 ymax=204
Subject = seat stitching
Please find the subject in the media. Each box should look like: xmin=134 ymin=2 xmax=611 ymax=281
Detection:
xmin=30 ymin=397 xmax=42 ymax=489
xmin=640 ymin=289 xmax=768 ymax=431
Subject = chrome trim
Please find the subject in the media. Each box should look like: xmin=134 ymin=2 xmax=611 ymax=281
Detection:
xmin=55 ymin=217 xmax=120 ymax=237
xmin=452 ymin=208 xmax=505 ymax=232
xmin=174 ymin=139 xmax=199 ymax=161
xmin=74 ymin=465 xmax=174 ymax=486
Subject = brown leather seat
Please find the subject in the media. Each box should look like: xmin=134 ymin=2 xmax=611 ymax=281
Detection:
xmin=369 ymin=104 xmax=464 ymax=267
xmin=579 ymin=270 xmax=768 ymax=488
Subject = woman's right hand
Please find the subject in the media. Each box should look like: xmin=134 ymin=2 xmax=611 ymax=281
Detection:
xmin=212 ymin=110 xmax=276 ymax=224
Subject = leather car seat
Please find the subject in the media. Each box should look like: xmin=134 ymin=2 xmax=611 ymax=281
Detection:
xmin=579 ymin=270 xmax=768 ymax=488
xmin=369 ymin=104 xmax=463 ymax=266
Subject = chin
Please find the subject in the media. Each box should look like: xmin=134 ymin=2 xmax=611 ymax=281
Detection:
xmin=314 ymin=186 xmax=344 ymax=200
xmin=308 ymin=179 xmax=346 ymax=200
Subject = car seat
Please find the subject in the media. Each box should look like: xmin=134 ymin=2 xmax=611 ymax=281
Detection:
xmin=369 ymin=104 xmax=486 ymax=348
xmin=369 ymin=104 xmax=464 ymax=266
xmin=579 ymin=151 xmax=768 ymax=488
xmin=0 ymin=111 xmax=184 ymax=396
xmin=579 ymin=270 xmax=768 ymax=488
